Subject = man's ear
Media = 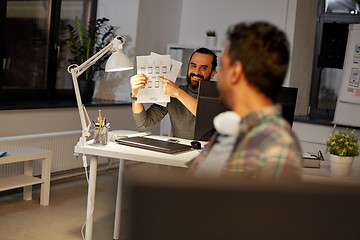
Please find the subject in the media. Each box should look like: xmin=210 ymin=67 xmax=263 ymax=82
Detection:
xmin=210 ymin=69 xmax=216 ymax=79
xmin=230 ymin=61 xmax=243 ymax=84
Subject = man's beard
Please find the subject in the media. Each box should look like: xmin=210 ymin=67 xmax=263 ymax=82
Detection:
xmin=187 ymin=73 xmax=211 ymax=91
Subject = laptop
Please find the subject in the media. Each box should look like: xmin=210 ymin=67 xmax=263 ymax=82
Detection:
xmin=115 ymin=136 xmax=193 ymax=154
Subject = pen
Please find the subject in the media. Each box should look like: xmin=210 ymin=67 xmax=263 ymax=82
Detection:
xmin=99 ymin=110 xmax=102 ymax=127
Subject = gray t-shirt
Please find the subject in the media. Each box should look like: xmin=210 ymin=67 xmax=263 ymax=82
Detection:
xmin=133 ymin=85 xmax=198 ymax=140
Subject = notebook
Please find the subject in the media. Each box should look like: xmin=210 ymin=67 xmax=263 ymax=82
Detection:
xmin=115 ymin=136 xmax=193 ymax=154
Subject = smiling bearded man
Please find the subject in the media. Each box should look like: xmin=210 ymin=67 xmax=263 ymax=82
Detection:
xmin=130 ymin=47 xmax=217 ymax=140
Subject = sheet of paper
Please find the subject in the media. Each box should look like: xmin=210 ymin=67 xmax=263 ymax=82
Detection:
xmin=149 ymin=53 xmax=182 ymax=107
xmin=147 ymin=53 xmax=170 ymax=107
xmin=136 ymin=53 xmax=182 ymax=105
xmin=169 ymin=58 xmax=182 ymax=82
xmin=155 ymin=58 xmax=183 ymax=107
xmin=150 ymin=52 xmax=182 ymax=82
xmin=136 ymin=54 xmax=171 ymax=103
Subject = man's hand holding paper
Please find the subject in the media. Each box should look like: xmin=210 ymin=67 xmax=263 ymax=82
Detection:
xmin=130 ymin=74 xmax=148 ymax=97
xmin=134 ymin=53 xmax=182 ymax=104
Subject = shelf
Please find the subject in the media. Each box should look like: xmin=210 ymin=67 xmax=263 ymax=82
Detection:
xmin=0 ymin=175 xmax=44 ymax=191
xmin=0 ymin=146 xmax=52 ymax=206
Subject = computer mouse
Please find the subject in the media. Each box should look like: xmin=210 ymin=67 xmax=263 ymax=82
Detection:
xmin=191 ymin=141 xmax=201 ymax=149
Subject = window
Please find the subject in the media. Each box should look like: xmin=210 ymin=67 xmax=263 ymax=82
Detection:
xmin=0 ymin=0 xmax=97 ymax=108
xmin=309 ymin=0 xmax=360 ymax=121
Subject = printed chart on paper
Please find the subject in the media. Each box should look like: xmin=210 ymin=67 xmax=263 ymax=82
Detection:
xmin=136 ymin=53 xmax=181 ymax=104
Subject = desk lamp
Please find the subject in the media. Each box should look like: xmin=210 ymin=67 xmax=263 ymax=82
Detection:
xmin=67 ymin=35 xmax=133 ymax=147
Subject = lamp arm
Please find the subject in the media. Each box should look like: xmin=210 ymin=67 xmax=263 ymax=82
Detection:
xmin=69 ymin=70 xmax=91 ymax=146
xmin=70 ymin=35 xmax=125 ymax=77
xmin=73 ymin=43 xmax=112 ymax=78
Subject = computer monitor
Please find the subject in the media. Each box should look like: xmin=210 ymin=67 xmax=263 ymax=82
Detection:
xmin=127 ymin=177 xmax=360 ymax=240
xmin=194 ymin=81 xmax=229 ymax=141
xmin=194 ymin=81 xmax=298 ymax=141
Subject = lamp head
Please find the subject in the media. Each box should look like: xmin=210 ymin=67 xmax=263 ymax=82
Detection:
xmin=105 ymin=36 xmax=134 ymax=72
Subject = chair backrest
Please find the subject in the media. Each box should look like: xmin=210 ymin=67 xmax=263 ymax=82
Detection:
xmin=127 ymin=177 xmax=360 ymax=240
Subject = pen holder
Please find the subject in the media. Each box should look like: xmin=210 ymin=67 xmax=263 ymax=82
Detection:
xmin=94 ymin=126 xmax=108 ymax=145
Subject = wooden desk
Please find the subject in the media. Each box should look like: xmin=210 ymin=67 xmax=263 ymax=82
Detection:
xmin=74 ymin=134 xmax=201 ymax=240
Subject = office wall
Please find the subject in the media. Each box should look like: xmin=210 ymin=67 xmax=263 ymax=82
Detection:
xmin=289 ymin=0 xmax=318 ymax=116
xmin=178 ymin=0 xmax=291 ymax=49
xmin=133 ymin=0 xmax=298 ymax=64
xmin=135 ymin=0 xmax=183 ymax=56
xmin=0 ymin=106 xmax=138 ymax=138
xmin=94 ymin=0 xmax=139 ymax=102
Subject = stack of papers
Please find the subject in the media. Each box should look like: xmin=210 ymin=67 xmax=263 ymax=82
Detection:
xmin=302 ymin=152 xmax=321 ymax=168
xmin=136 ymin=52 xmax=182 ymax=105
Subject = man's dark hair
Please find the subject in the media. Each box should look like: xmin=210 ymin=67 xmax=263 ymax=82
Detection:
xmin=227 ymin=22 xmax=289 ymax=100
xmin=189 ymin=47 xmax=217 ymax=71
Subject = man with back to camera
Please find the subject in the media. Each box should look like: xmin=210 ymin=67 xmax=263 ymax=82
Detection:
xmin=187 ymin=21 xmax=303 ymax=181
xmin=130 ymin=48 xmax=217 ymax=140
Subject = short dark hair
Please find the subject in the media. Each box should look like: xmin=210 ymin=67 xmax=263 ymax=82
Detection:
xmin=227 ymin=22 xmax=289 ymax=100
xmin=189 ymin=47 xmax=217 ymax=71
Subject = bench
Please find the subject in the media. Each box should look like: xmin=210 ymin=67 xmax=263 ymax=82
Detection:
xmin=0 ymin=147 xmax=52 ymax=206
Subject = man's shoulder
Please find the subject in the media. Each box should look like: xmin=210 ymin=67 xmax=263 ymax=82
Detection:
xmin=236 ymin=120 xmax=302 ymax=164
xmin=247 ymin=119 xmax=298 ymax=147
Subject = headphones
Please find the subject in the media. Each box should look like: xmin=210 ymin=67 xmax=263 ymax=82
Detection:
xmin=213 ymin=111 xmax=241 ymax=136
xmin=191 ymin=140 xmax=202 ymax=149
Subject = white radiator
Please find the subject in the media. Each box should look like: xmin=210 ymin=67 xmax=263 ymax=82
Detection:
xmin=0 ymin=131 xmax=108 ymax=178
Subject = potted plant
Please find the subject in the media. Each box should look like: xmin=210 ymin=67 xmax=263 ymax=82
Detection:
xmin=66 ymin=17 xmax=116 ymax=102
xmin=206 ymin=30 xmax=216 ymax=37
xmin=206 ymin=30 xmax=217 ymax=47
xmin=325 ymin=129 xmax=360 ymax=176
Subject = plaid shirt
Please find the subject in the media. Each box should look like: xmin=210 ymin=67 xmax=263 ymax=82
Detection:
xmin=187 ymin=105 xmax=303 ymax=182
